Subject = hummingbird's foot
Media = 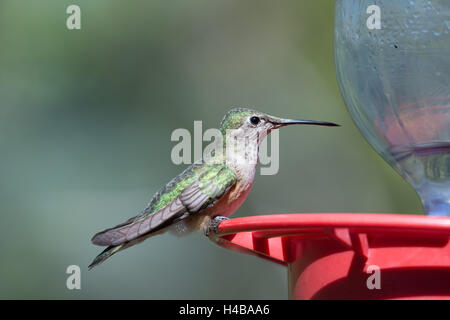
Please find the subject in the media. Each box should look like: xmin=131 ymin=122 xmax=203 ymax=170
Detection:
xmin=205 ymin=216 xmax=229 ymax=237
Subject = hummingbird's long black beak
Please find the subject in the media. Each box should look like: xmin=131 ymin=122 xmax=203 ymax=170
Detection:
xmin=275 ymin=118 xmax=340 ymax=127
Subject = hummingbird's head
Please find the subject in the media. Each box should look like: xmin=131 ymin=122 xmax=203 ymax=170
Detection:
xmin=220 ymin=107 xmax=339 ymax=145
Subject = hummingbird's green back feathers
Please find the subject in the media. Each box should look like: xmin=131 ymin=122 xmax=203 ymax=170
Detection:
xmin=89 ymin=161 xmax=236 ymax=268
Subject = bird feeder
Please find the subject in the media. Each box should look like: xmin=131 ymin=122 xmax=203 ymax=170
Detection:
xmin=215 ymin=214 xmax=450 ymax=299
xmin=214 ymin=1 xmax=450 ymax=299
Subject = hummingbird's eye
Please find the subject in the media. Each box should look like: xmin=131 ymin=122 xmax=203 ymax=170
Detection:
xmin=250 ymin=116 xmax=260 ymax=125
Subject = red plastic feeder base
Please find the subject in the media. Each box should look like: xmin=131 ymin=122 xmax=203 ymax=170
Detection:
xmin=215 ymin=213 xmax=450 ymax=300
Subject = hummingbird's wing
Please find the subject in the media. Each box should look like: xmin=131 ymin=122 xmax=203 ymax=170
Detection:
xmin=91 ymin=162 xmax=237 ymax=246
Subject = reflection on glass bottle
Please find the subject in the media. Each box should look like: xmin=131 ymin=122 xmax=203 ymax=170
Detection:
xmin=334 ymin=0 xmax=450 ymax=215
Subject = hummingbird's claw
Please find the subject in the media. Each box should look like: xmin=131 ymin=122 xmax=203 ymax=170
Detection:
xmin=205 ymin=216 xmax=230 ymax=237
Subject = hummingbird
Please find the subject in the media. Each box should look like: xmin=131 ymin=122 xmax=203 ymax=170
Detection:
xmin=89 ymin=107 xmax=339 ymax=269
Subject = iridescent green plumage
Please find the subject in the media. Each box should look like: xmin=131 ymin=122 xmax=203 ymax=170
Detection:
xmin=137 ymin=161 xmax=236 ymax=220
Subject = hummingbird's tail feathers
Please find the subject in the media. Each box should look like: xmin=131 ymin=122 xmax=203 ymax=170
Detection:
xmin=91 ymin=199 xmax=188 ymax=246
xmin=89 ymin=226 xmax=170 ymax=269
xmin=88 ymin=244 xmax=124 ymax=269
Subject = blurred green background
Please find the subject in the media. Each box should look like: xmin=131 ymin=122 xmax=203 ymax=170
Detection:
xmin=0 ymin=0 xmax=422 ymax=299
